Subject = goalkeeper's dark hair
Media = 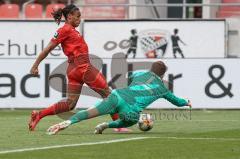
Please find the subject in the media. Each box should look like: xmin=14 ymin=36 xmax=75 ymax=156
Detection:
xmin=51 ymin=4 xmax=79 ymax=25
xmin=150 ymin=61 xmax=167 ymax=78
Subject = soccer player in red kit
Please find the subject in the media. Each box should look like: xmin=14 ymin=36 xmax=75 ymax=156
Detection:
xmin=28 ymin=4 xmax=128 ymax=132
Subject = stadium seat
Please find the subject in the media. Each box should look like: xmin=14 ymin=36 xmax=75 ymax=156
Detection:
xmin=25 ymin=3 xmax=43 ymax=19
xmin=223 ymin=0 xmax=240 ymax=3
xmin=45 ymin=3 xmax=65 ymax=18
xmin=82 ymin=7 xmax=126 ymax=19
xmin=217 ymin=0 xmax=240 ymax=18
xmin=219 ymin=6 xmax=240 ymax=12
xmin=0 ymin=4 xmax=19 ymax=19
xmin=82 ymin=0 xmax=127 ymax=19
xmin=85 ymin=0 xmax=127 ymax=3
xmin=217 ymin=11 xmax=240 ymax=18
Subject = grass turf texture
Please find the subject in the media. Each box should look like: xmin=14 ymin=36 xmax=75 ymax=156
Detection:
xmin=0 ymin=109 xmax=240 ymax=159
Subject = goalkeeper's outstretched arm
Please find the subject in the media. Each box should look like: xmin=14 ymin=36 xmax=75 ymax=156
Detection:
xmin=163 ymin=91 xmax=191 ymax=107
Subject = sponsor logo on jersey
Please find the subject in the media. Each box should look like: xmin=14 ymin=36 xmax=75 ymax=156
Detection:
xmin=54 ymin=32 xmax=59 ymax=39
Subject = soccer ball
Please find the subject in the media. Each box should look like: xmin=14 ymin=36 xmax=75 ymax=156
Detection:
xmin=137 ymin=113 xmax=154 ymax=132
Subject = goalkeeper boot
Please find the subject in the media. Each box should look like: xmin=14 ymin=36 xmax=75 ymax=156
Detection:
xmin=94 ymin=122 xmax=108 ymax=134
xmin=47 ymin=120 xmax=71 ymax=135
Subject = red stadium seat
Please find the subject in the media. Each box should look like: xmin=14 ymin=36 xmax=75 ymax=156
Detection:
xmin=85 ymin=0 xmax=127 ymax=3
xmin=46 ymin=3 xmax=65 ymax=18
xmin=217 ymin=0 xmax=240 ymax=18
xmin=25 ymin=4 xmax=43 ymax=19
xmin=82 ymin=0 xmax=127 ymax=19
xmin=219 ymin=6 xmax=240 ymax=12
xmin=217 ymin=11 xmax=240 ymax=18
xmin=82 ymin=6 xmax=126 ymax=19
xmin=223 ymin=0 xmax=240 ymax=2
xmin=0 ymin=4 xmax=19 ymax=19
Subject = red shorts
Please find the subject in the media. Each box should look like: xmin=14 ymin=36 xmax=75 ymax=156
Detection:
xmin=66 ymin=56 xmax=109 ymax=98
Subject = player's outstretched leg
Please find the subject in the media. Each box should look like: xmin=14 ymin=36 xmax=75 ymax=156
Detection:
xmin=29 ymin=85 xmax=81 ymax=131
xmin=47 ymin=105 xmax=109 ymax=135
xmin=47 ymin=93 xmax=118 ymax=135
xmin=28 ymin=98 xmax=78 ymax=131
xmin=47 ymin=108 xmax=97 ymax=135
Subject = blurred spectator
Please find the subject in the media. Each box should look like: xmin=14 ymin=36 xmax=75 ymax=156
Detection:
xmin=34 ymin=0 xmax=72 ymax=5
xmin=187 ymin=0 xmax=202 ymax=18
xmin=0 ymin=0 xmax=74 ymax=5
xmin=0 ymin=0 xmax=11 ymax=4
xmin=50 ymin=0 xmax=62 ymax=3
xmin=50 ymin=0 xmax=74 ymax=4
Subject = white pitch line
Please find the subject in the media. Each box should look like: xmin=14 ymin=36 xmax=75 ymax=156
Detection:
xmin=159 ymin=120 xmax=240 ymax=122
xmin=150 ymin=136 xmax=240 ymax=141
xmin=0 ymin=137 xmax=148 ymax=155
xmin=193 ymin=120 xmax=240 ymax=122
xmin=1 ymin=136 xmax=240 ymax=155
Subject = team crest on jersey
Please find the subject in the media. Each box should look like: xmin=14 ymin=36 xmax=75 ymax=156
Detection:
xmin=54 ymin=32 xmax=59 ymax=39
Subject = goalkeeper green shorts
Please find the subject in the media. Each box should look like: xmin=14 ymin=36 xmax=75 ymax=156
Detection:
xmin=95 ymin=90 xmax=140 ymax=123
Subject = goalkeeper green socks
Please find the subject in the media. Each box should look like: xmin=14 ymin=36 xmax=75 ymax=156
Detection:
xmin=108 ymin=120 xmax=136 ymax=128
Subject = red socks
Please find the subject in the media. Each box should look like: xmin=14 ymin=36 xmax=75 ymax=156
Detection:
xmin=39 ymin=101 xmax=70 ymax=119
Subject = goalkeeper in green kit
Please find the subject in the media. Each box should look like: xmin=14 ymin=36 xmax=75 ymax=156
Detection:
xmin=47 ymin=61 xmax=192 ymax=135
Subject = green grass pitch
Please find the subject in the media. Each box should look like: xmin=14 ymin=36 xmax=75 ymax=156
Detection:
xmin=0 ymin=109 xmax=240 ymax=159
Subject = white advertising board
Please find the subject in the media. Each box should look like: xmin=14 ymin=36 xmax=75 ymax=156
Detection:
xmin=0 ymin=20 xmax=235 ymax=109
xmin=83 ymin=20 xmax=226 ymax=58
xmin=0 ymin=58 xmax=239 ymax=109
xmin=0 ymin=20 xmax=82 ymax=58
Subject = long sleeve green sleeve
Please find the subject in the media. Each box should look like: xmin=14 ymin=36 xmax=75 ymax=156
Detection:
xmin=163 ymin=91 xmax=188 ymax=107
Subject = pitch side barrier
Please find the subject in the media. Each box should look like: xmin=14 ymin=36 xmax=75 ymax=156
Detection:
xmin=1 ymin=20 xmax=238 ymax=109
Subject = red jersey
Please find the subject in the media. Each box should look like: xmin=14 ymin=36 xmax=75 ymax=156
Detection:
xmin=51 ymin=23 xmax=88 ymax=57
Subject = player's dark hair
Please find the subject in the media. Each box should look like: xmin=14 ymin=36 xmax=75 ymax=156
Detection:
xmin=150 ymin=61 xmax=167 ymax=78
xmin=131 ymin=29 xmax=137 ymax=34
xmin=174 ymin=28 xmax=178 ymax=34
xmin=51 ymin=4 xmax=79 ymax=25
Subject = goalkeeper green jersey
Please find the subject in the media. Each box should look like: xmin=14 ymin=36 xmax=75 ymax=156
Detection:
xmin=112 ymin=71 xmax=187 ymax=113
